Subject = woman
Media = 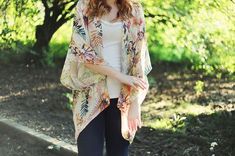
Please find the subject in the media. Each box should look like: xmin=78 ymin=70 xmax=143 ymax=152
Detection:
xmin=60 ymin=0 xmax=152 ymax=155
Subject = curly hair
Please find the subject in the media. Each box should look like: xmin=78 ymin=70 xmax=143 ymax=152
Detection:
xmin=85 ymin=0 xmax=139 ymax=21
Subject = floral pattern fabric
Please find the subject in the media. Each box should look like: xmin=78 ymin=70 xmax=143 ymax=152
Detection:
xmin=60 ymin=0 xmax=152 ymax=145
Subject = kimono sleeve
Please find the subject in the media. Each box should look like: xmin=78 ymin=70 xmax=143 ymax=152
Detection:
xmin=135 ymin=3 xmax=152 ymax=77
xmin=60 ymin=1 xmax=108 ymax=90
xmin=130 ymin=3 xmax=153 ymax=106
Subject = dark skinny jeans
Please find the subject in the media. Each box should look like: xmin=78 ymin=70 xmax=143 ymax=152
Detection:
xmin=77 ymin=98 xmax=130 ymax=156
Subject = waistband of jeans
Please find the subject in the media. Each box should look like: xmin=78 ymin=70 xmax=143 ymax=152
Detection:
xmin=110 ymin=97 xmax=118 ymax=101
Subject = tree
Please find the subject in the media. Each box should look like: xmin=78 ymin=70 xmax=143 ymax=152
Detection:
xmin=0 ymin=0 xmax=78 ymax=64
xmin=32 ymin=0 xmax=77 ymax=63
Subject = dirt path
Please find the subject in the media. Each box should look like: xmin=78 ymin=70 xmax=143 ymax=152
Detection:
xmin=0 ymin=132 xmax=65 ymax=156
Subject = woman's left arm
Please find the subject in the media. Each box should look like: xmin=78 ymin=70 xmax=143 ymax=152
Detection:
xmin=128 ymin=3 xmax=153 ymax=133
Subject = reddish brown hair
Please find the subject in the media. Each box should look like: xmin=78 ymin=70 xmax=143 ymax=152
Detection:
xmin=85 ymin=0 xmax=137 ymax=21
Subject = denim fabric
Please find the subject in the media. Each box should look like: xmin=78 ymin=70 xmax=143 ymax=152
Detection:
xmin=77 ymin=98 xmax=130 ymax=156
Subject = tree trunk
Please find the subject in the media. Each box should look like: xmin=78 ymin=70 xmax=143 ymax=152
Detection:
xmin=26 ymin=0 xmax=77 ymax=66
xmin=26 ymin=23 xmax=57 ymax=65
xmin=34 ymin=25 xmax=53 ymax=55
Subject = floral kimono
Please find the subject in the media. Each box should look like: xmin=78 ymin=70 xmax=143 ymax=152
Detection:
xmin=60 ymin=0 xmax=152 ymax=145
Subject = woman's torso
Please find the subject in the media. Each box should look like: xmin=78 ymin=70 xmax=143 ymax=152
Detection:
xmin=100 ymin=19 xmax=123 ymax=98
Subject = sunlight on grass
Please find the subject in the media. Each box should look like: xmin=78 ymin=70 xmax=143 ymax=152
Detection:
xmin=0 ymin=83 xmax=59 ymax=103
xmin=142 ymin=100 xmax=213 ymax=131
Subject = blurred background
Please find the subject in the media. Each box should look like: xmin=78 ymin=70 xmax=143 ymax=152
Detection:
xmin=0 ymin=0 xmax=234 ymax=156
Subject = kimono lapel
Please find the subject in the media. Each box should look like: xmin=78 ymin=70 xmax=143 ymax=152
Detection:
xmin=86 ymin=16 xmax=103 ymax=57
xmin=91 ymin=15 xmax=131 ymax=65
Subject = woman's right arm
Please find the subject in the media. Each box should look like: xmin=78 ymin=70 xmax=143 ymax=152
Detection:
xmin=84 ymin=63 xmax=147 ymax=90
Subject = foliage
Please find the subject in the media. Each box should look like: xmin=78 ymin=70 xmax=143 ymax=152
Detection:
xmin=63 ymin=92 xmax=73 ymax=110
xmin=169 ymin=113 xmax=187 ymax=132
xmin=0 ymin=0 xmax=235 ymax=75
xmin=0 ymin=0 xmax=41 ymax=46
xmin=194 ymin=80 xmax=204 ymax=95
xmin=141 ymin=0 xmax=235 ymax=75
xmin=0 ymin=0 xmax=77 ymax=65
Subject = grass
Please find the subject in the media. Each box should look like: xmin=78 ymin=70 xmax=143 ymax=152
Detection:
xmin=138 ymin=71 xmax=235 ymax=155
xmin=142 ymin=100 xmax=213 ymax=131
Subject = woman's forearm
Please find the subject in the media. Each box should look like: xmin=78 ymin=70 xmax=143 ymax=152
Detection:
xmin=84 ymin=63 xmax=147 ymax=90
xmin=84 ymin=63 xmax=124 ymax=82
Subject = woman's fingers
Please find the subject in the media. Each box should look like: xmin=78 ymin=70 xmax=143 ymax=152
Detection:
xmin=131 ymin=82 xmax=139 ymax=90
xmin=138 ymin=79 xmax=147 ymax=89
xmin=137 ymin=119 xmax=142 ymax=128
xmin=127 ymin=76 xmax=147 ymax=90
xmin=128 ymin=118 xmax=140 ymax=133
xmin=133 ymin=78 xmax=146 ymax=90
xmin=132 ymin=120 xmax=136 ymax=131
xmin=134 ymin=119 xmax=138 ymax=131
xmin=128 ymin=120 xmax=133 ymax=132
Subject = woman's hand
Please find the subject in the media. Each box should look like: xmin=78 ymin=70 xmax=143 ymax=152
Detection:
xmin=116 ymin=73 xmax=145 ymax=132
xmin=117 ymin=74 xmax=147 ymax=90
xmin=128 ymin=102 xmax=142 ymax=133
xmin=84 ymin=63 xmax=147 ymax=91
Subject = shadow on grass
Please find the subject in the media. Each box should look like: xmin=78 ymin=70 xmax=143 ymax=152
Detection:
xmin=131 ymin=110 xmax=235 ymax=156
